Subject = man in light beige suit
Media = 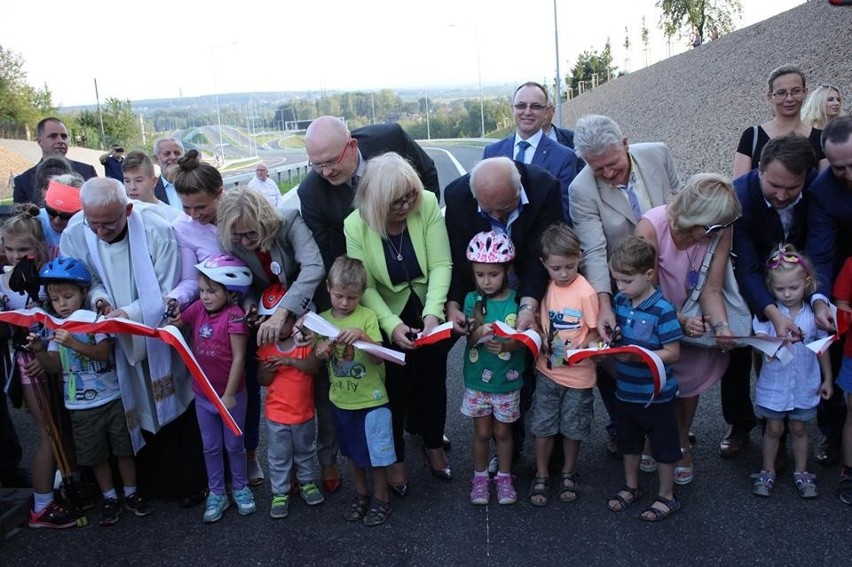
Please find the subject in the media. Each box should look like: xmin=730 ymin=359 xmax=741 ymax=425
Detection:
xmin=569 ymin=114 xmax=682 ymax=456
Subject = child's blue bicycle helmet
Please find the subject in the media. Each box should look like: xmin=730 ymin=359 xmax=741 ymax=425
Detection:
xmin=39 ymin=256 xmax=92 ymax=286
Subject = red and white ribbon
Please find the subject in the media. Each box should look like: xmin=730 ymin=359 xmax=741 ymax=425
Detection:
xmin=0 ymin=308 xmax=242 ymax=436
xmin=491 ymin=321 xmax=542 ymax=358
xmin=413 ymin=322 xmax=454 ymax=347
xmin=301 ymin=312 xmax=406 ymax=365
xmin=563 ymin=344 xmax=666 ymax=408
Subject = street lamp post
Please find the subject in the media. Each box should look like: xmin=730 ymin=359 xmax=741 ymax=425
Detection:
xmin=553 ymin=0 xmax=563 ymax=127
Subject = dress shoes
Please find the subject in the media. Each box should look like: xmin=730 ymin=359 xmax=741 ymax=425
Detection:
xmin=719 ymin=427 xmax=749 ymax=459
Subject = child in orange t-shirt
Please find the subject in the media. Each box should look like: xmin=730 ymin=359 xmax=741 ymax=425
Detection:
xmin=257 ymin=315 xmax=322 ymax=519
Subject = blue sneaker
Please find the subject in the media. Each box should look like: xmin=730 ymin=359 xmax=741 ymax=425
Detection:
xmin=232 ymin=486 xmax=257 ymax=515
xmin=202 ymin=493 xmax=229 ymax=523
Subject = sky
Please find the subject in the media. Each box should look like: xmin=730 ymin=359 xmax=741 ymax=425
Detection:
xmin=5 ymin=0 xmax=805 ymax=107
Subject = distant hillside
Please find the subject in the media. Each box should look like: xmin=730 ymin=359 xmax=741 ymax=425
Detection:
xmin=559 ymin=1 xmax=852 ymax=178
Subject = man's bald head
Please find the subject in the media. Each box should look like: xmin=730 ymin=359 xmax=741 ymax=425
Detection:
xmin=470 ymin=157 xmax=521 ymax=224
xmin=304 ymin=116 xmax=359 ymax=185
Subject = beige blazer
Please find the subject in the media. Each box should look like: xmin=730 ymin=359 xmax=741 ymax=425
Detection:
xmin=569 ymin=142 xmax=682 ymax=294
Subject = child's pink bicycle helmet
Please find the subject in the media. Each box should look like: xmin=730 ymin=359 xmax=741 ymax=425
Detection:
xmin=466 ymin=231 xmax=515 ymax=264
xmin=195 ymin=253 xmax=253 ymax=295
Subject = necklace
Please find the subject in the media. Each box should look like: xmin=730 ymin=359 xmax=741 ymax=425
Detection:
xmin=685 ymin=244 xmax=701 ymax=292
xmin=386 ymin=230 xmax=405 ymax=262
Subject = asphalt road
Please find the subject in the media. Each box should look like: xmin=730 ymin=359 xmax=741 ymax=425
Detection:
xmin=3 ymin=338 xmax=851 ymax=565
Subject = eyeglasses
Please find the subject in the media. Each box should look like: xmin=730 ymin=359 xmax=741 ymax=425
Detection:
xmin=390 ymin=190 xmax=418 ymax=211
xmin=45 ymin=206 xmax=74 ymax=221
xmin=771 ymin=88 xmax=805 ymax=100
xmin=309 ymin=139 xmax=352 ymax=172
xmin=703 ymin=215 xmax=740 ymax=236
xmin=513 ymin=103 xmax=546 ymax=112
xmin=231 ymin=230 xmax=260 ymax=244
xmin=83 ymin=208 xmax=127 ymax=232
xmin=766 ymin=251 xmax=804 ymax=270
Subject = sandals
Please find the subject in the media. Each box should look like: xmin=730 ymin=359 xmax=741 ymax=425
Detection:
xmin=794 ymin=471 xmax=818 ymax=499
xmin=607 ymin=486 xmax=642 ymax=512
xmin=363 ymin=498 xmax=391 ymax=527
xmin=640 ymin=495 xmax=680 ymax=522
xmin=558 ymin=472 xmax=580 ymax=503
xmin=529 ymin=476 xmax=550 ymax=507
xmin=750 ymin=470 xmax=775 ymax=497
xmin=674 ymin=447 xmax=694 ymax=485
xmin=343 ymin=495 xmax=370 ymax=522
xmin=640 ymin=454 xmax=658 ymax=473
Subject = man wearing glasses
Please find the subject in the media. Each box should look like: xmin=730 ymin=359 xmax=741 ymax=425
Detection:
xmin=60 ymin=177 xmax=207 ymax=505
xmin=299 ymin=116 xmax=439 ymax=272
xmin=13 ymin=117 xmax=97 ymax=205
xmin=483 ymin=82 xmax=577 ymax=222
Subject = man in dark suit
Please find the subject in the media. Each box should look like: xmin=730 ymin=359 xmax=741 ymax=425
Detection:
xmin=482 ymin=82 xmax=577 ymax=222
xmin=13 ymin=117 xmax=97 ymax=205
xmin=151 ymin=137 xmax=184 ymax=209
xmin=444 ymin=157 xmax=563 ymax=334
xmin=727 ymin=134 xmax=817 ymax=459
xmin=298 ymin=116 xmax=439 ymax=272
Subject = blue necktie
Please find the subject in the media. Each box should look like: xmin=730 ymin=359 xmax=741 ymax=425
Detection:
xmin=626 ymin=184 xmax=643 ymax=221
xmin=515 ymin=140 xmax=531 ymax=162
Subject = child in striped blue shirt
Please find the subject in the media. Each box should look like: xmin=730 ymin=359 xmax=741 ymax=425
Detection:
xmin=606 ymin=236 xmax=683 ymax=522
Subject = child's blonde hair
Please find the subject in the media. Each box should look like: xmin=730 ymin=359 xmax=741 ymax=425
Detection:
xmin=539 ymin=223 xmax=581 ymax=260
xmin=327 ymin=255 xmax=367 ymax=293
xmin=764 ymin=244 xmax=818 ymax=296
xmin=0 ymin=204 xmax=47 ymax=266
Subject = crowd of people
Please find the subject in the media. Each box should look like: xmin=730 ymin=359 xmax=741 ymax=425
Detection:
xmin=0 ymin=68 xmax=850 ymax=530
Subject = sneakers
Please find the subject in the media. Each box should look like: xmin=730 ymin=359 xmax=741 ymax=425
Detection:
xmin=270 ymin=494 xmax=290 ymax=519
xmin=28 ymin=500 xmax=77 ymax=529
xmin=232 ymin=486 xmax=257 ymax=515
xmin=470 ymin=475 xmax=490 ymax=505
xmin=100 ymin=497 xmax=121 ymax=526
xmin=794 ymin=471 xmax=818 ymax=499
xmin=495 ymin=474 xmax=518 ymax=505
xmin=247 ymin=458 xmax=265 ymax=487
xmin=751 ymin=470 xmax=775 ymax=497
xmin=124 ymin=492 xmax=153 ymax=517
xmin=299 ymin=483 xmax=325 ymax=506
xmin=202 ymin=492 xmax=230 ymax=523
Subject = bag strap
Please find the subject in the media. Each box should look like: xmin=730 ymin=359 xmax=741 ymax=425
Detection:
xmin=689 ymin=235 xmax=721 ymax=302
xmin=751 ymin=125 xmax=758 ymax=159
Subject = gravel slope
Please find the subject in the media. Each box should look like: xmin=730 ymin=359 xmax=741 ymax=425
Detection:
xmin=559 ymin=1 xmax=852 ymax=178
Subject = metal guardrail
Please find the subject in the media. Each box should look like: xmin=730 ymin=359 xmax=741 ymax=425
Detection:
xmin=221 ymin=161 xmax=310 ymax=189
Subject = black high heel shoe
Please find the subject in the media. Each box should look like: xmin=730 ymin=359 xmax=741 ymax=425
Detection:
xmin=421 ymin=446 xmax=452 ymax=481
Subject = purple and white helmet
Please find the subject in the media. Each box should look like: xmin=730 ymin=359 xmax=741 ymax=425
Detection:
xmin=195 ymin=253 xmax=253 ymax=295
xmin=466 ymin=231 xmax=515 ymax=264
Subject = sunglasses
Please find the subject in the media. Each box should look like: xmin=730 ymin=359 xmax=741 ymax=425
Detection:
xmin=765 ymin=252 xmax=804 ymax=270
xmin=703 ymin=215 xmax=740 ymax=236
xmin=45 ymin=206 xmax=75 ymax=221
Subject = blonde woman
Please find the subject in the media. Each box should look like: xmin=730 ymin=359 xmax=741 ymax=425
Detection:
xmin=635 ymin=173 xmax=742 ymax=486
xmin=344 ymin=152 xmax=453 ymax=497
xmin=801 ymin=84 xmax=845 ymax=130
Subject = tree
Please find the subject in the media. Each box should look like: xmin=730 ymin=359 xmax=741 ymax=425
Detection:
xmin=641 ymin=16 xmax=651 ymax=66
xmin=0 ymin=44 xmax=55 ymax=138
xmin=75 ymin=97 xmax=139 ymax=149
xmin=565 ymin=39 xmax=617 ymax=96
xmin=656 ymin=0 xmax=742 ymax=42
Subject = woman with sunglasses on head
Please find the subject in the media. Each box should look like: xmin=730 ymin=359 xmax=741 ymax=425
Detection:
xmin=635 ymin=173 xmax=742 ymax=485
xmin=801 ymin=84 xmax=845 ymax=130
xmin=344 ymin=152 xmax=453 ymax=498
xmin=732 ymin=65 xmax=829 ymax=179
